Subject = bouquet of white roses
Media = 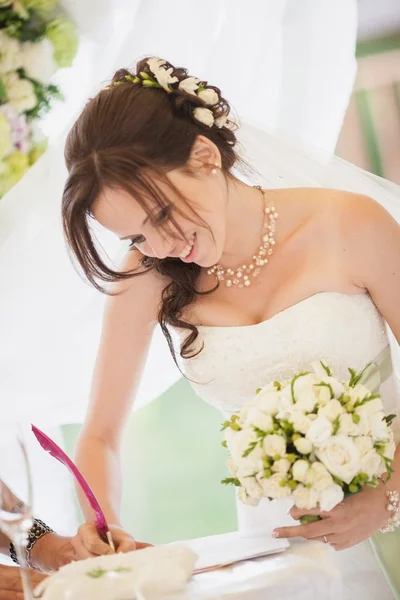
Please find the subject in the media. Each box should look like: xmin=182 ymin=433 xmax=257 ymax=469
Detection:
xmin=222 ymin=360 xmax=396 ymax=516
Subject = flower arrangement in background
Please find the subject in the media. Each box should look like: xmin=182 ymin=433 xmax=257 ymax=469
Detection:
xmin=0 ymin=0 xmax=78 ymax=197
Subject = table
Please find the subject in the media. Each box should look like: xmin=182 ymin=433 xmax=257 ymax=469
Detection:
xmin=172 ymin=541 xmax=343 ymax=600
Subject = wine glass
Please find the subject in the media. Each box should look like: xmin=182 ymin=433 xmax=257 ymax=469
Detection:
xmin=0 ymin=425 xmax=34 ymax=600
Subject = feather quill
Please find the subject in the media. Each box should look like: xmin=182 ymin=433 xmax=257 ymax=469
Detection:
xmin=31 ymin=424 xmax=114 ymax=549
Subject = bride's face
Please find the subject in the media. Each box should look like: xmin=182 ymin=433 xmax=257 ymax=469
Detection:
xmin=92 ymin=167 xmax=228 ymax=269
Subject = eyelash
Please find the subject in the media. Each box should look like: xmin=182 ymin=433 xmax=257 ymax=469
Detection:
xmin=128 ymin=206 xmax=171 ymax=250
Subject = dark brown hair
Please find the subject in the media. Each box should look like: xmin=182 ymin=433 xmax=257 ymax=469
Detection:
xmin=62 ymin=57 xmax=239 ymax=363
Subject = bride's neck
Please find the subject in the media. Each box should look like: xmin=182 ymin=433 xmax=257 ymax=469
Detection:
xmin=221 ymin=179 xmax=265 ymax=266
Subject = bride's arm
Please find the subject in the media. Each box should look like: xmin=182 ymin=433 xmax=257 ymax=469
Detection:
xmin=73 ymin=253 xmax=165 ymax=556
xmin=274 ymin=194 xmax=400 ymax=549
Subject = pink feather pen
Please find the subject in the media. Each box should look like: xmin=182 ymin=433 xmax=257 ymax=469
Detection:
xmin=31 ymin=424 xmax=115 ymax=551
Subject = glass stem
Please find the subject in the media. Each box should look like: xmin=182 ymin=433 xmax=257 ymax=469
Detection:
xmin=14 ymin=537 xmax=34 ymax=600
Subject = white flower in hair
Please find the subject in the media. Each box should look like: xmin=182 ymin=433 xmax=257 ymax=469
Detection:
xmin=178 ymin=77 xmax=199 ymax=96
xmin=197 ymin=88 xmax=219 ymax=106
xmin=215 ymin=114 xmax=228 ymax=128
xmin=193 ymin=107 xmax=214 ymax=127
xmin=147 ymin=57 xmax=178 ymax=91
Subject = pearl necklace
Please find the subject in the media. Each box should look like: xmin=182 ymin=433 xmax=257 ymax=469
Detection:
xmin=207 ymin=186 xmax=278 ymax=288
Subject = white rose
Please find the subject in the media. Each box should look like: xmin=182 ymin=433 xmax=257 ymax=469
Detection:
xmin=0 ymin=32 xmax=22 ymax=75
xmin=259 ymin=473 xmax=292 ymax=500
xmin=369 ymin=412 xmax=391 ymax=441
xmin=239 ymin=400 xmax=257 ymax=423
xmin=243 ymin=407 xmax=273 ymax=433
xmin=193 ymin=107 xmax=214 ymax=127
xmin=237 ymin=486 xmax=261 ymax=507
xmin=355 ymin=398 xmax=384 ymax=418
xmin=238 ymin=474 xmax=264 ymax=499
xmin=215 ymin=114 xmax=228 ymax=128
xmin=315 ymin=436 xmax=361 ymax=484
xmin=271 ymin=458 xmax=291 ymax=475
xmin=313 ymin=383 xmax=332 ymax=406
xmin=360 ymin=450 xmax=384 ymax=479
xmin=353 ymin=436 xmax=373 ymax=457
xmin=257 ymin=389 xmax=281 ymax=415
xmin=292 ymin=460 xmax=310 ymax=482
xmin=383 ymin=440 xmax=396 ymax=461
xmin=197 ymin=88 xmax=219 ymax=106
xmin=147 ymin=58 xmax=178 ymax=91
xmin=3 ymin=72 xmax=37 ymax=114
xmin=263 ymin=434 xmax=286 ymax=458
xmin=294 ymin=437 xmax=313 ymax=455
xmin=288 ymin=409 xmax=313 ymax=434
xmin=226 ymin=456 xmax=237 ymax=477
xmin=228 ymin=428 xmax=262 ymax=468
xmin=319 ymin=484 xmax=344 ymax=512
xmin=20 ymin=39 xmax=56 ymax=85
xmin=292 ymin=374 xmax=318 ymax=412
xmin=178 ymin=76 xmax=199 ymax=95
xmin=306 ymin=416 xmax=333 ymax=446
xmin=318 ymin=399 xmax=344 ymax=423
xmin=276 ymin=386 xmax=294 ymax=419
xmin=310 ymin=462 xmax=334 ymax=491
xmin=338 ymin=412 xmax=368 ymax=437
xmin=293 ymin=484 xmax=319 ymax=510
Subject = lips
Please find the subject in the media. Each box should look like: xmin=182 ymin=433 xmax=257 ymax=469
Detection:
xmin=179 ymin=234 xmax=195 ymax=259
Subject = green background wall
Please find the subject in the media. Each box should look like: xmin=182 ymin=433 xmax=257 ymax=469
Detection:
xmin=62 ymin=378 xmax=237 ymax=544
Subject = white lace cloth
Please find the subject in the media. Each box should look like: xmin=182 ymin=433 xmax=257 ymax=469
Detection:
xmin=179 ymin=292 xmax=400 ymax=599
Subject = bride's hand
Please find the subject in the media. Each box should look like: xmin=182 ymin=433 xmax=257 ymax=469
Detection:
xmin=70 ymin=523 xmax=152 ymax=559
xmin=272 ymin=484 xmax=390 ymax=550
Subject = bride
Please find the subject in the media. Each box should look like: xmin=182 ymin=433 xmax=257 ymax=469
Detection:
xmin=62 ymin=58 xmax=400 ymax=597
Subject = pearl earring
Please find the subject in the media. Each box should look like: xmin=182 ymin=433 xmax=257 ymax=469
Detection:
xmin=211 ymin=163 xmax=219 ymax=175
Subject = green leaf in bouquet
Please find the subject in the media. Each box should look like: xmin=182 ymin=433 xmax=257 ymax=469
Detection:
xmin=383 ymin=414 xmax=396 ymax=426
xmin=221 ymin=477 xmax=241 ymax=487
xmin=274 ymin=381 xmax=282 ymax=390
xmin=221 ymin=440 xmax=227 ymax=448
xmin=242 ymin=441 xmax=258 ymax=458
xmin=352 ymin=413 xmax=361 ymax=424
xmin=256 ymin=388 xmax=262 ymax=394
xmin=253 ymin=426 xmax=268 ymax=439
xmin=290 ymin=371 xmax=311 ymax=402
xmin=332 ymin=475 xmax=343 ymax=486
xmin=353 ymin=393 xmax=380 ymax=408
xmin=332 ymin=415 xmax=341 ymax=434
xmin=287 ymin=479 xmax=297 ymax=491
xmin=114 ymin=567 xmax=132 ymax=573
xmin=220 ymin=420 xmax=230 ymax=431
xmin=263 ymin=469 xmax=272 ymax=478
xmin=320 ymin=361 xmax=332 ymax=376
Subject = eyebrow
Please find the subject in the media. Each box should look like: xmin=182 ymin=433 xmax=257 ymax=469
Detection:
xmin=119 ymin=215 xmax=149 ymax=241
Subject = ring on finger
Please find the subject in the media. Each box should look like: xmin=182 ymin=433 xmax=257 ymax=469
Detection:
xmin=323 ymin=535 xmax=328 ymax=544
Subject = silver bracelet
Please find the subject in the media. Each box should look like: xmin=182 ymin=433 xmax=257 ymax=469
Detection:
xmin=380 ymin=490 xmax=400 ymax=533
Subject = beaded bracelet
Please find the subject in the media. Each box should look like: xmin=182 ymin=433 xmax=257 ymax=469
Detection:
xmin=380 ymin=490 xmax=400 ymax=533
xmin=9 ymin=518 xmax=54 ymax=569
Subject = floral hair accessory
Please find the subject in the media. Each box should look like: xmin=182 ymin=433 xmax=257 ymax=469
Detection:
xmin=104 ymin=58 xmax=230 ymax=129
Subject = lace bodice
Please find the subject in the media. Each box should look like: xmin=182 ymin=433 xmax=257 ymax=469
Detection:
xmin=178 ymin=293 xmax=400 ymax=440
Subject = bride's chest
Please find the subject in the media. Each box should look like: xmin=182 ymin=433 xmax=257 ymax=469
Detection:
xmin=179 ymin=293 xmax=388 ymax=412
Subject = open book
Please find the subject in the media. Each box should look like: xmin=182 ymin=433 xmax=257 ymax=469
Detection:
xmin=181 ymin=529 xmax=290 ymax=573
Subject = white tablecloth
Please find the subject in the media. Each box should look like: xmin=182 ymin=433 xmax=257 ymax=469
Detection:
xmin=172 ymin=541 xmax=343 ymax=600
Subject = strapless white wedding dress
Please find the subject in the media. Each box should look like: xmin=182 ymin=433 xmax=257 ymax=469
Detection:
xmin=180 ymin=292 xmax=400 ymax=599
